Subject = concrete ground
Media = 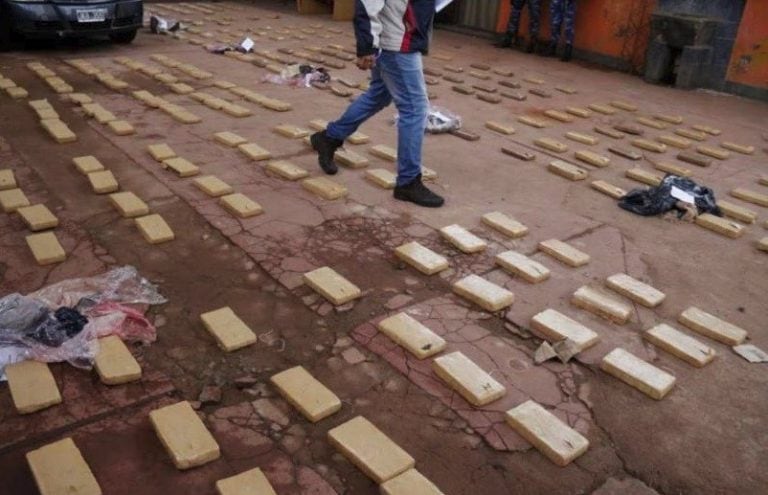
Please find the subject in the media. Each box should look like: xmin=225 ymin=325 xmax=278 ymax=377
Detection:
xmin=1 ymin=1 xmax=767 ymax=494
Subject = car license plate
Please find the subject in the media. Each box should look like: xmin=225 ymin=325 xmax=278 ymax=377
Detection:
xmin=76 ymin=9 xmax=107 ymax=23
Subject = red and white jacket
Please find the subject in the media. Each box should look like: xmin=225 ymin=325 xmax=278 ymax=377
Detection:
xmin=354 ymin=0 xmax=435 ymax=56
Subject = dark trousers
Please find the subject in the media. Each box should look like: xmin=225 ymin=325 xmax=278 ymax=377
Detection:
xmin=550 ymin=0 xmax=577 ymax=45
xmin=507 ymin=0 xmax=541 ymax=39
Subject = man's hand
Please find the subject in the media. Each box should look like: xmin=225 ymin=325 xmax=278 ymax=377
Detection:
xmin=356 ymin=55 xmax=375 ymax=70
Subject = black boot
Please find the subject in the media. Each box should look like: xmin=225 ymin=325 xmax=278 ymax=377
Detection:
xmin=525 ymin=36 xmax=538 ymax=53
xmin=560 ymin=44 xmax=573 ymax=62
xmin=393 ymin=175 xmax=444 ymax=208
xmin=310 ymin=130 xmax=343 ymax=175
xmin=543 ymin=41 xmax=557 ymax=57
xmin=496 ymin=32 xmax=515 ymax=48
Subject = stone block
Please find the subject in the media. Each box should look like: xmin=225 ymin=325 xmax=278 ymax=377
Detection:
xmin=678 ymin=306 xmax=747 ymax=345
xmin=303 ymin=266 xmax=361 ymax=305
xmin=505 ymin=400 xmax=589 ymax=466
xmin=370 ymin=144 xmax=397 ymax=162
xmin=481 ymin=211 xmax=528 ymax=238
xmin=610 ymin=100 xmax=637 ymax=112
xmin=692 ymin=124 xmax=720 ymax=135
xmin=72 ymin=156 xmax=105 ymax=175
xmin=625 ymin=168 xmax=663 ymax=186
xmin=6 ymin=360 xmax=62 ymax=414
xmin=594 ymin=127 xmax=625 ymax=140
xmin=17 ymin=204 xmax=59 ymax=231
xmin=452 ymin=274 xmax=514 ymax=312
xmin=566 ymin=107 xmax=591 ymax=118
xmin=263 ymin=160 xmax=308 ymax=181
xmin=652 ymin=160 xmax=692 ymax=177
xmin=697 ymin=145 xmax=729 ymax=160
xmin=0 ymin=188 xmax=30 ymax=212
xmin=26 ymin=438 xmax=101 ymax=495
xmin=631 ymin=138 xmax=666 ymax=153
xmin=531 ymin=309 xmax=599 ymax=351
xmin=274 ymin=124 xmax=310 ymax=139
xmin=41 ymin=119 xmax=77 ymax=143
xmin=636 ymin=116 xmax=666 ymax=129
xmin=572 ymin=286 xmax=632 ymax=324
xmin=109 ymin=192 xmax=149 ymax=218
xmin=495 ymin=250 xmax=550 ymax=283
xmin=675 ymin=128 xmax=707 ymax=141
xmin=677 ymin=151 xmax=712 ymax=167
xmin=135 ymin=214 xmax=175 ymax=244
xmin=194 ymin=176 xmax=233 ymax=197
xmin=720 ymin=141 xmax=754 ymax=155
xmin=380 ymin=469 xmax=444 ymax=495
xmin=150 ymin=401 xmax=221 ymax=469
xmin=439 ymin=224 xmax=487 ymax=253
xmin=653 ymin=114 xmax=683 ymax=124
xmin=378 ymin=312 xmax=446 ymax=360
xmin=574 ymin=150 xmax=610 ymax=167
xmin=395 ymin=241 xmax=449 ymax=275
xmin=644 ymin=324 xmax=715 ymax=368
xmin=216 ymin=468 xmax=276 ymax=495
xmin=94 ymin=335 xmax=141 ymax=385
xmin=301 ymin=177 xmax=348 ymax=200
xmin=657 ymin=134 xmax=691 ymax=149
xmin=26 ymin=232 xmax=66 ymax=265
xmin=588 ymin=104 xmax=616 ymax=115
xmin=335 ymin=149 xmax=369 ymax=168
xmin=107 ymin=120 xmax=135 ymax=136
xmin=328 ymin=416 xmax=414 ymax=483
xmin=162 ymin=157 xmax=199 ymax=177
xmin=365 ymin=168 xmax=396 ymax=189
xmin=590 ymin=180 xmax=626 ymax=199
xmin=601 ymin=348 xmax=675 ymax=400
xmin=485 ymin=121 xmax=515 ymax=135
xmin=695 ymin=213 xmax=745 ymax=238
xmin=501 ymin=146 xmax=536 ymax=161
xmin=717 ymin=200 xmax=756 ymax=224
xmin=220 ymin=193 xmax=263 ymax=218
xmin=148 ymin=144 xmax=176 ymax=162
xmin=200 ymin=306 xmax=257 ymax=351
xmin=214 ymin=131 xmax=247 ymax=147
xmin=433 ymin=351 xmax=506 ymax=406
xmin=0 ymin=168 xmax=16 ymax=190
xmin=606 ymin=273 xmax=666 ymax=307
xmin=543 ymin=110 xmax=573 ymax=123
xmin=535 ymin=137 xmax=568 ymax=153
xmin=730 ymin=188 xmax=768 ymax=207
xmin=271 ymin=366 xmax=341 ymax=422
xmin=565 ymin=131 xmax=598 ymax=145
xmin=517 ymin=115 xmax=547 ymax=128
xmin=548 ymin=160 xmax=588 ymax=181
xmin=88 ymin=170 xmax=119 ymax=194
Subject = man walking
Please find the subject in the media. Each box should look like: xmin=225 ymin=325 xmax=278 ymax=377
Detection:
xmin=310 ymin=0 xmax=444 ymax=208
xmin=498 ymin=0 xmax=541 ymax=53
xmin=547 ymin=0 xmax=578 ymax=61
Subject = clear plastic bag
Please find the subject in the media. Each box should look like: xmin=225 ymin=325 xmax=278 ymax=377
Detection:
xmin=1 ymin=266 xmax=165 ymax=376
xmin=393 ymin=105 xmax=462 ymax=133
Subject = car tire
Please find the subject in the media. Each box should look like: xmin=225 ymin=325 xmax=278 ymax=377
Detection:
xmin=110 ymin=29 xmax=137 ymax=44
xmin=0 ymin=10 xmax=12 ymax=52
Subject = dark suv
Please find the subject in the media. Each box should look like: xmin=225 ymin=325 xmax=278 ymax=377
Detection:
xmin=0 ymin=0 xmax=143 ymax=50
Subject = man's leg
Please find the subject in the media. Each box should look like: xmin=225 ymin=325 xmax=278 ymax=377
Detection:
xmin=547 ymin=0 xmax=564 ymax=56
xmin=561 ymin=0 xmax=577 ymax=61
xmin=526 ymin=0 xmax=541 ymax=53
xmin=312 ymin=65 xmax=392 ymax=174
xmin=499 ymin=0 xmax=525 ymax=47
xmin=377 ymin=51 xmax=443 ymax=207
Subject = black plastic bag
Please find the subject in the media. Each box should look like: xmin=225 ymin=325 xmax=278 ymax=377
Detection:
xmin=619 ymin=175 xmax=722 ymax=218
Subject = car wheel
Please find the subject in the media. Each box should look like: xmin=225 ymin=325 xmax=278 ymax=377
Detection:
xmin=0 ymin=10 xmax=12 ymax=51
xmin=110 ymin=29 xmax=137 ymax=44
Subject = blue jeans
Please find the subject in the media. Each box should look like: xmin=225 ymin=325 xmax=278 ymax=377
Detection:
xmin=327 ymin=50 xmax=428 ymax=187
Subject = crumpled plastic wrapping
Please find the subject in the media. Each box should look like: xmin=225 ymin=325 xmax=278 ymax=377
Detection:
xmin=618 ymin=175 xmax=722 ymax=218
xmin=263 ymin=64 xmax=331 ymax=87
xmin=0 ymin=266 xmax=166 ymax=377
xmin=394 ymin=105 xmax=462 ymax=133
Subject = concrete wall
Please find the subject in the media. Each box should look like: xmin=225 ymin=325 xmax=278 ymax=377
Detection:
xmin=725 ymin=0 xmax=768 ymax=99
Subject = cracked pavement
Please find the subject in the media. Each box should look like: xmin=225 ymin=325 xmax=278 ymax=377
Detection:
xmin=1 ymin=1 xmax=767 ymax=494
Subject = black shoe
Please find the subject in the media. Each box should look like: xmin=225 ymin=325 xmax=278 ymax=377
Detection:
xmin=543 ymin=41 xmax=557 ymax=57
xmin=310 ymin=130 xmax=343 ymax=175
xmin=525 ymin=36 xmax=538 ymax=53
xmin=561 ymin=44 xmax=573 ymax=62
xmin=393 ymin=175 xmax=444 ymax=208
xmin=496 ymin=32 xmax=515 ymax=48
